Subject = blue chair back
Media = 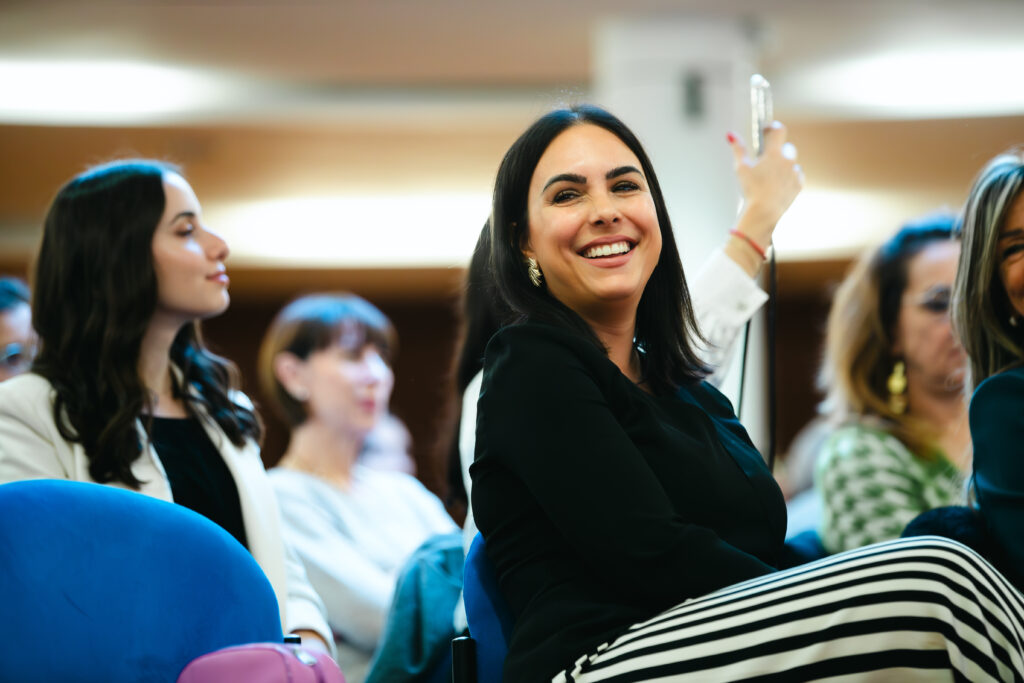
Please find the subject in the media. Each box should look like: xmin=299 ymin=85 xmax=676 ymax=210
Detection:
xmin=0 ymin=479 xmax=283 ymax=682
xmin=462 ymin=533 xmax=514 ymax=683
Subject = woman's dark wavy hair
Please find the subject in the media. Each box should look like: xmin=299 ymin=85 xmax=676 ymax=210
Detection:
xmin=443 ymin=221 xmax=512 ymax=507
xmin=489 ymin=104 xmax=708 ymax=393
xmin=31 ymin=159 xmax=261 ymax=488
xmin=455 ymin=222 xmax=511 ymax=395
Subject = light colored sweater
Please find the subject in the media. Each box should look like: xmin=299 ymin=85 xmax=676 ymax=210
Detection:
xmin=270 ymin=465 xmax=457 ymax=653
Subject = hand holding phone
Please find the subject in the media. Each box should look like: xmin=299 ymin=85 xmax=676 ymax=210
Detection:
xmin=750 ymin=74 xmax=773 ymax=158
xmin=728 ymin=73 xmax=802 ymax=259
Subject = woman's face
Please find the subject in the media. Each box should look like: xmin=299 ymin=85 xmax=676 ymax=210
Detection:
xmin=892 ymin=239 xmax=966 ymax=393
xmin=301 ymin=342 xmax=394 ymax=439
xmin=0 ymin=302 xmax=34 ymax=382
xmin=996 ymin=190 xmax=1024 ymax=320
xmin=523 ymin=124 xmax=661 ymax=323
xmin=150 ymin=173 xmax=231 ymax=325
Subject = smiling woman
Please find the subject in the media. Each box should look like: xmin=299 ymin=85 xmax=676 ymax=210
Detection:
xmin=471 ymin=105 xmax=1024 ymax=682
xmin=952 ymin=147 xmax=1024 ymax=590
xmin=490 ymin=106 xmax=709 ymax=398
xmin=0 ymin=159 xmax=334 ymax=655
xmin=523 ymin=124 xmax=662 ymax=357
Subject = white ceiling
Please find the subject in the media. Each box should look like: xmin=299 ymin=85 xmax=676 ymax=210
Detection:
xmin=1 ymin=0 xmax=1022 ymax=126
xmin=1 ymin=0 xmax=1021 ymax=267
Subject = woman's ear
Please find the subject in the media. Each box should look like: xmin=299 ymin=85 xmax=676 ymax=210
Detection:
xmin=273 ymin=352 xmax=310 ymax=402
xmin=889 ymin=325 xmax=904 ymax=357
xmin=520 ymin=233 xmax=535 ymax=262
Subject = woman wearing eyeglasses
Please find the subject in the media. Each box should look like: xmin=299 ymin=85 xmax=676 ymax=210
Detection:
xmin=814 ymin=214 xmax=969 ymax=554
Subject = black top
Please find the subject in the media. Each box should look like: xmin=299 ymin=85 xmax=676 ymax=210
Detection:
xmin=149 ymin=416 xmax=249 ymax=550
xmin=969 ymin=365 xmax=1024 ymax=589
xmin=471 ymin=323 xmax=786 ymax=682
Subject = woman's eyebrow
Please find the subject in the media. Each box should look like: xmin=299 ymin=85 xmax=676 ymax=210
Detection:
xmin=999 ymin=227 xmax=1024 ymax=241
xmin=607 ymin=165 xmax=642 ymax=179
xmin=170 ymin=211 xmax=197 ymax=223
xmin=541 ymin=166 xmax=643 ymax=192
xmin=542 ymin=173 xmax=586 ymax=192
xmin=924 ymin=284 xmax=952 ymax=294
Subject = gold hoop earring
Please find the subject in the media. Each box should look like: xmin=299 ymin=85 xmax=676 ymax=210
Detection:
xmin=527 ymin=258 xmax=543 ymax=288
xmin=887 ymin=360 xmax=907 ymax=415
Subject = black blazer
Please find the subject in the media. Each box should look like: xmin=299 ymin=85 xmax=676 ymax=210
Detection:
xmin=471 ymin=322 xmax=786 ymax=682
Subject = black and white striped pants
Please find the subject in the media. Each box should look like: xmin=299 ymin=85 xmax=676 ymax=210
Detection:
xmin=555 ymin=537 xmax=1024 ymax=682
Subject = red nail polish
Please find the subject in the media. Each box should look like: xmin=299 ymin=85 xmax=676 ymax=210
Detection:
xmin=726 ymin=132 xmax=736 ymax=144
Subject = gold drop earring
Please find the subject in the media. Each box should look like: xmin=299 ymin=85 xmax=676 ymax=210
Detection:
xmin=527 ymin=258 xmax=543 ymax=287
xmin=887 ymin=360 xmax=907 ymax=415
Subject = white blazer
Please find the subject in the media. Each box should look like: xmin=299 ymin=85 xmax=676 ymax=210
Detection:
xmin=0 ymin=372 xmax=332 ymax=650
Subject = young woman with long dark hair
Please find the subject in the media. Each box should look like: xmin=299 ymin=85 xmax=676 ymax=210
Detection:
xmin=0 ymin=159 xmax=332 ymax=653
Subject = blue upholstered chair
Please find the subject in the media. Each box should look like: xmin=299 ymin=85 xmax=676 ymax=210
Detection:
xmin=0 ymin=479 xmax=284 ymax=682
xmin=453 ymin=533 xmax=515 ymax=683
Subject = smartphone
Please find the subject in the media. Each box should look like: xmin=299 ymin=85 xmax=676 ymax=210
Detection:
xmin=750 ymin=74 xmax=773 ymax=157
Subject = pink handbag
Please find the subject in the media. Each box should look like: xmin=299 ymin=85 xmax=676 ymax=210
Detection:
xmin=176 ymin=642 xmax=346 ymax=683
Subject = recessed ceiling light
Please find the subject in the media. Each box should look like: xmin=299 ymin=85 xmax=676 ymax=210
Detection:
xmin=777 ymin=44 xmax=1024 ymax=119
xmin=0 ymin=58 xmax=248 ymax=125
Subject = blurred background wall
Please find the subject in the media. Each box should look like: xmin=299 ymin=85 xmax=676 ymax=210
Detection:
xmin=1 ymin=0 xmax=1022 ymax=504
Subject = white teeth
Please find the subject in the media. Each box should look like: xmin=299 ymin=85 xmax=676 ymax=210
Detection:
xmin=584 ymin=241 xmax=631 ymax=259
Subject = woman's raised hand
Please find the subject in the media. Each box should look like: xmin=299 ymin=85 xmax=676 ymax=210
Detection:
xmin=725 ymin=122 xmax=804 ymax=271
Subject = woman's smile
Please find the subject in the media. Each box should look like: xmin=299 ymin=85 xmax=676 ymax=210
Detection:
xmin=579 ymin=237 xmax=637 ymax=264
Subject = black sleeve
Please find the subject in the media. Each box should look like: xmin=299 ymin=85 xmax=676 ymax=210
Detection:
xmin=476 ymin=324 xmax=775 ymax=601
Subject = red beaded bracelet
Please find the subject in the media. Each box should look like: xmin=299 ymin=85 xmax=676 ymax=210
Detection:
xmin=729 ymin=229 xmax=768 ymax=260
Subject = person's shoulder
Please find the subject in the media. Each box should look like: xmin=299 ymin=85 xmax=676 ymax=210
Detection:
xmin=268 ymin=467 xmax=337 ymax=509
xmin=0 ymin=373 xmax=54 ymax=397
xmin=970 ymin=367 xmax=1024 ymax=440
xmin=820 ymin=420 xmax=908 ymax=461
xmin=486 ymin=321 xmax=602 ymax=369
xmin=974 ymin=366 xmax=1024 ymax=399
xmin=488 ymin=321 xmax=589 ymax=351
xmin=0 ymin=373 xmax=56 ymax=416
xmin=683 ymin=379 xmax=736 ymax=415
xmin=831 ymin=420 xmax=894 ymax=440
xmin=267 ymin=466 xmax=315 ymax=492
xmin=356 ymin=463 xmax=428 ymax=492
xmin=354 ymin=464 xmax=442 ymax=506
xmin=484 ymin=322 xmax=611 ymax=398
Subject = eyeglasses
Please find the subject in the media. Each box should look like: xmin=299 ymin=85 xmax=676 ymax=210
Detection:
xmin=0 ymin=342 xmax=36 ymax=374
xmin=904 ymin=286 xmax=952 ymax=315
